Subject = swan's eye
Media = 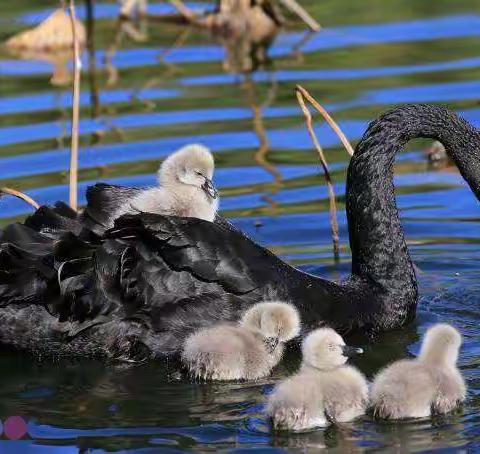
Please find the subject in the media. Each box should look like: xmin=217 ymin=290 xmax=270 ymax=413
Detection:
xmin=195 ymin=171 xmax=203 ymax=176
xmin=327 ymin=344 xmax=335 ymax=351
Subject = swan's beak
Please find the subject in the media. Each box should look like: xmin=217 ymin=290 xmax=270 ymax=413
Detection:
xmin=342 ymin=346 xmax=363 ymax=357
xmin=202 ymin=177 xmax=219 ymax=199
xmin=265 ymin=337 xmax=279 ymax=353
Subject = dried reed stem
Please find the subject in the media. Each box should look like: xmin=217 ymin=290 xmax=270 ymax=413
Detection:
xmin=278 ymin=0 xmax=320 ymax=31
xmin=69 ymin=0 xmax=81 ymax=211
xmin=0 ymin=188 xmax=40 ymax=210
xmin=296 ymin=88 xmax=340 ymax=261
xmin=296 ymin=85 xmax=354 ymax=156
xmin=169 ymin=0 xmax=197 ymax=22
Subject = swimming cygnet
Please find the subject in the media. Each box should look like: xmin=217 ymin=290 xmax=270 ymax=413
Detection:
xmin=267 ymin=328 xmax=367 ymax=431
xmin=181 ymin=301 xmax=301 ymax=381
xmin=111 ymin=144 xmax=219 ymax=225
xmin=371 ymin=323 xmax=466 ymax=420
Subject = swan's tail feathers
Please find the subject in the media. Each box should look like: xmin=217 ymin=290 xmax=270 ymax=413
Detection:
xmin=0 ymin=230 xmax=56 ymax=308
xmin=0 ymin=197 xmax=121 ymax=330
xmin=0 ymin=215 xmax=104 ymax=322
xmin=0 ymin=223 xmax=52 ymax=307
xmin=24 ymin=202 xmax=81 ymax=237
xmin=0 ymin=222 xmax=54 ymax=254
xmin=82 ymin=183 xmax=142 ymax=234
xmin=57 ymin=264 xmax=94 ymax=322
xmin=52 ymin=229 xmax=111 ymax=323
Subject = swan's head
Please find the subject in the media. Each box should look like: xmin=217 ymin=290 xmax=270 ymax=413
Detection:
xmin=240 ymin=301 xmax=301 ymax=352
xmin=301 ymin=328 xmax=363 ymax=371
xmin=158 ymin=144 xmax=218 ymax=199
xmin=419 ymin=323 xmax=462 ymax=365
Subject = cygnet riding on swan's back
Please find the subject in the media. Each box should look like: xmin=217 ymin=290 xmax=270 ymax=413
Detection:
xmin=111 ymin=144 xmax=219 ymax=226
xmin=267 ymin=328 xmax=367 ymax=431
xmin=182 ymin=301 xmax=300 ymax=381
xmin=371 ymin=324 xmax=466 ymax=419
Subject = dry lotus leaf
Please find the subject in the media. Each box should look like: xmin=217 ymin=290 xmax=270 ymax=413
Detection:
xmin=5 ymin=9 xmax=86 ymax=51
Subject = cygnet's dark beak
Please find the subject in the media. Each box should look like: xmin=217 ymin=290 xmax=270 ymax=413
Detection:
xmin=342 ymin=346 xmax=363 ymax=357
xmin=202 ymin=177 xmax=219 ymax=199
xmin=264 ymin=337 xmax=279 ymax=353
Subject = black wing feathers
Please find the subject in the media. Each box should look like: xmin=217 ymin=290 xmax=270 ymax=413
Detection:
xmin=82 ymin=183 xmax=142 ymax=233
xmin=25 ymin=202 xmax=81 ymax=237
xmin=110 ymin=214 xmax=261 ymax=295
xmin=1 ymin=191 xmax=287 ymax=338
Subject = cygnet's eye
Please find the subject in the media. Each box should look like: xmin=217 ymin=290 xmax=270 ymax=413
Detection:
xmin=195 ymin=171 xmax=203 ymax=177
xmin=327 ymin=343 xmax=335 ymax=351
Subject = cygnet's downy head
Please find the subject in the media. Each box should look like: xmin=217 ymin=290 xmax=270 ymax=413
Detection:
xmin=419 ymin=323 xmax=462 ymax=365
xmin=158 ymin=144 xmax=218 ymax=199
xmin=240 ymin=301 xmax=301 ymax=352
xmin=302 ymin=328 xmax=363 ymax=371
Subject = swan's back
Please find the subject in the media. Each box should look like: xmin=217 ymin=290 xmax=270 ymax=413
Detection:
xmin=184 ymin=324 xmax=254 ymax=358
xmin=82 ymin=183 xmax=142 ymax=234
xmin=267 ymin=370 xmax=327 ymax=430
xmin=182 ymin=324 xmax=271 ymax=380
xmin=371 ymin=359 xmax=435 ymax=419
xmin=430 ymin=364 xmax=466 ymax=414
xmin=321 ymin=366 xmax=369 ymax=419
xmin=1 ymin=205 xmax=313 ymax=358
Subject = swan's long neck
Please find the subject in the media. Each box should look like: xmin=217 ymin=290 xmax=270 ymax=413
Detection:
xmin=346 ymin=104 xmax=480 ymax=295
xmin=419 ymin=341 xmax=459 ymax=366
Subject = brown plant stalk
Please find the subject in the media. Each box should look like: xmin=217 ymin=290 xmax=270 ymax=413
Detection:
xmin=278 ymin=0 xmax=320 ymax=32
xmin=296 ymin=85 xmax=354 ymax=156
xmin=0 ymin=188 xmax=40 ymax=210
xmin=169 ymin=0 xmax=197 ymax=22
xmin=295 ymin=88 xmax=340 ymax=261
xmin=69 ymin=0 xmax=81 ymax=211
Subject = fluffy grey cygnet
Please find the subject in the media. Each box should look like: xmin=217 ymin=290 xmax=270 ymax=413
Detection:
xmin=371 ymin=323 xmax=466 ymax=419
xmin=181 ymin=301 xmax=301 ymax=381
xmin=111 ymin=144 xmax=219 ymax=225
xmin=266 ymin=328 xmax=367 ymax=431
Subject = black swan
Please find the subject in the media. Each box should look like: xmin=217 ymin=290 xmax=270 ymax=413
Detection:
xmin=1 ymin=104 xmax=479 ymax=361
